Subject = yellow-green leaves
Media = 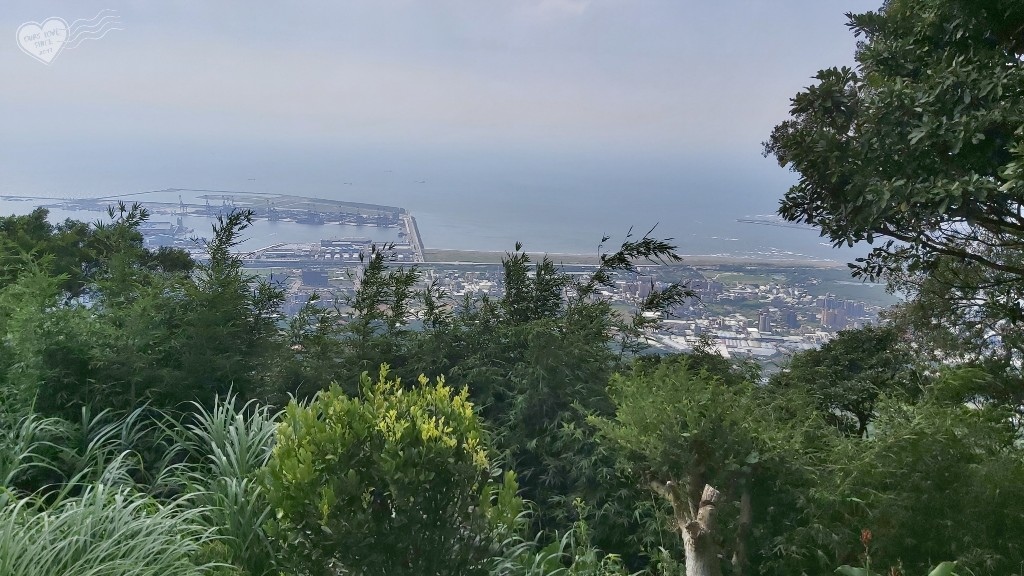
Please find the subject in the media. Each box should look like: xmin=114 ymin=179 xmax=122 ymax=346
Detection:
xmin=264 ymin=364 xmax=495 ymax=576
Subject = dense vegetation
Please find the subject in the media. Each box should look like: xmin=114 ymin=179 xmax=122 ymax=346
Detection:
xmin=2 ymin=1 xmax=1023 ymax=575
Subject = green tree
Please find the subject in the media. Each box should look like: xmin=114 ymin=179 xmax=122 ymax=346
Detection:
xmin=770 ymin=326 xmax=919 ymax=437
xmin=169 ymin=209 xmax=286 ymax=405
xmin=438 ymin=234 xmax=693 ymax=546
xmin=0 ymin=208 xmax=109 ymax=297
xmin=764 ymin=0 xmax=1024 ymax=357
xmin=275 ymin=244 xmax=424 ymax=402
xmin=0 ymin=263 xmax=68 ymax=417
xmin=0 ymin=206 xmax=294 ymax=417
xmin=0 ymin=204 xmax=193 ymax=299
xmin=592 ymin=356 xmax=824 ymax=576
xmin=766 ymin=0 xmax=1024 ymax=278
xmin=264 ymin=364 xmax=512 ymax=576
xmin=777 ymin=379 xmax=1024 ymax=576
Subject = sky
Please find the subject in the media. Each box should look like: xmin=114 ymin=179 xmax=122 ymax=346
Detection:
xmin=0 ymin=1 xmax=882 ymax=254
xmin=2 ymin=1 xmax=880 ymax=160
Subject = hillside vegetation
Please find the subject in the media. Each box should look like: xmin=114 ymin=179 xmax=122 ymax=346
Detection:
xmin=2 ymin=1 xmax=1024 ymax=574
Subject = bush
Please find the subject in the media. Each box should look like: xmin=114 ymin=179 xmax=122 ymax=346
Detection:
xmin=264 ymin=364 xmax=498 ymax=576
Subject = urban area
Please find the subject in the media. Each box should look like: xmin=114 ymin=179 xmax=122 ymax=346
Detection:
xmin=30 ymin=190 xmax=892 ymax=368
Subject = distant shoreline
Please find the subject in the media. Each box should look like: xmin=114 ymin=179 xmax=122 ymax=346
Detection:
xmin=2 ymin=194 xmax=847 ymax=269
xmin=422 ymin=248 xmax=847 ymax=269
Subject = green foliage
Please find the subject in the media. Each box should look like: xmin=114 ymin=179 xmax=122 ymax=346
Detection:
xmin=596 ymin=353 xmax=883 ymax=576
xmin=884 ymin=253 xmax=1024 ymax=375
xmin=0 ymin=264 xmax=67 ymax=417
xmin=3 ymin=207 xmax=705 ymax=574
xmin=0 ymin=207 xmax=291 ymax=417
xmin=174 ymin=210 xmax=287 ymax=404
xmin=492 ymin=502 xmax=639 ymax=576
xmin=764 ymin=0 xmax=1024 ymax=361
xmin=0 ymin=409 xmax=218 ymax=576
xmin=0 ymin=484 xmax=214 ymax=576
xmin=771 ymin=326 xmax=919 ymax=436
xmin=0 ymin=413 xmax=66 ymax=495
xmin=277 ymin=244 xmax=425 ymax=401
xmin=274 ymin=229 xmax=696 ymax=555
xmin=434 ymin=233 xmax=694 ymax=543
xmin=775 ymin=383 xmax=1024 ymax=575
xmin=264 ymin=365 xmax=501 ymax=576
xmin=591 ymin=355 xmax=819 ymax=575
xmin=766 ymin=0 xmax=1024 ymax=274
xmin=593 ymin=360 xmax=761 ymax=494
xmin=836 ymin=561 xmax=960 ymax=576
xmin=8 ymin=202 xmax=1024 ymax=576
xmin=337 ymin=244 xmax=423 ymax=390
xmin=761 ymin=8 xmax=1024 ymax=567
xmin=0 ymin=204 xmax=194 ymax=300
xmin=172 ymin=394 xmax=280 ymax=576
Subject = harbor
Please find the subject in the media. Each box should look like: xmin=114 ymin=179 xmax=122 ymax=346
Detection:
xmin=1 ymin=188 xmax=425 ymax=263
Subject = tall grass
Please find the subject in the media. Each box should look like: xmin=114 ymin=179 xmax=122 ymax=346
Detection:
xmin=171 ymin=395 xmax=279 ymax=576
xmin=490 ymin=527 xmax=638 ymax=576
xmin=0 ymin=398 xmax=279 ymax=576
xmin=178 ymin=395 xmax=277 ymax=481
xmin=0 ymin=413 xmax=65 ymax=492
xmin=0 ymin=481 xmax=216 ymax=576
xmin=0 ymin=414 xmax=218 ymax=576
xmin=488 ymin=501 xmax=638 ymax=576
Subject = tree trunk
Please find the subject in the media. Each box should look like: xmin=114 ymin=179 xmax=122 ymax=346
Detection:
xmin=652 ymin=481 xmax=722 ymax=576
xmin=731 ymin=477 xmax=752 ymax=576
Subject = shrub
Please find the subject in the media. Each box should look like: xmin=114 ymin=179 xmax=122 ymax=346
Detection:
xmin=265 ymin=364 xmax=496 ymax=576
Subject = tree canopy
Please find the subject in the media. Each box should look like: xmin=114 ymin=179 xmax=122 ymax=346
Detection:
xmin=765 ymin=0 xmax=1024 ymax=362
xmin=770 ymin=325 xmax=918 ymax=436
xmin=8 ymin=4 xmax=1024 ymax=565
xmin=766 ymin=0 xmax=1024 ymax=276
xmin=1 ymin=201 xmax=1023 ymax=575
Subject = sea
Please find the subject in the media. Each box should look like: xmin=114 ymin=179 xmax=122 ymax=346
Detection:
xmin=0 ymin=145 xmax=854 ymax=263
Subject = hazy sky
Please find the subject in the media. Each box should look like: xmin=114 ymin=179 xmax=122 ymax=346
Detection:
xmin=1 ymin=1 xmax=880 ymax=198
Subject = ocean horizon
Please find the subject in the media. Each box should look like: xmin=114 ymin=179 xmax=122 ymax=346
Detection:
xmin=0 ymin=145 xmax=854 ymax=264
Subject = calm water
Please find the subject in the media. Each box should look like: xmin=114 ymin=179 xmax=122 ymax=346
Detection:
xmin=0 ymin=202 xmax=403 ymax=251
xmin=0 ymin=144 xmax=851 ymax=262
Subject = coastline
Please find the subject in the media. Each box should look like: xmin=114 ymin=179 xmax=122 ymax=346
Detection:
xmin=422 ymin=248 xmax=847 ymax=269
xmin=2 ymin=192 xmax=847 ymax=269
